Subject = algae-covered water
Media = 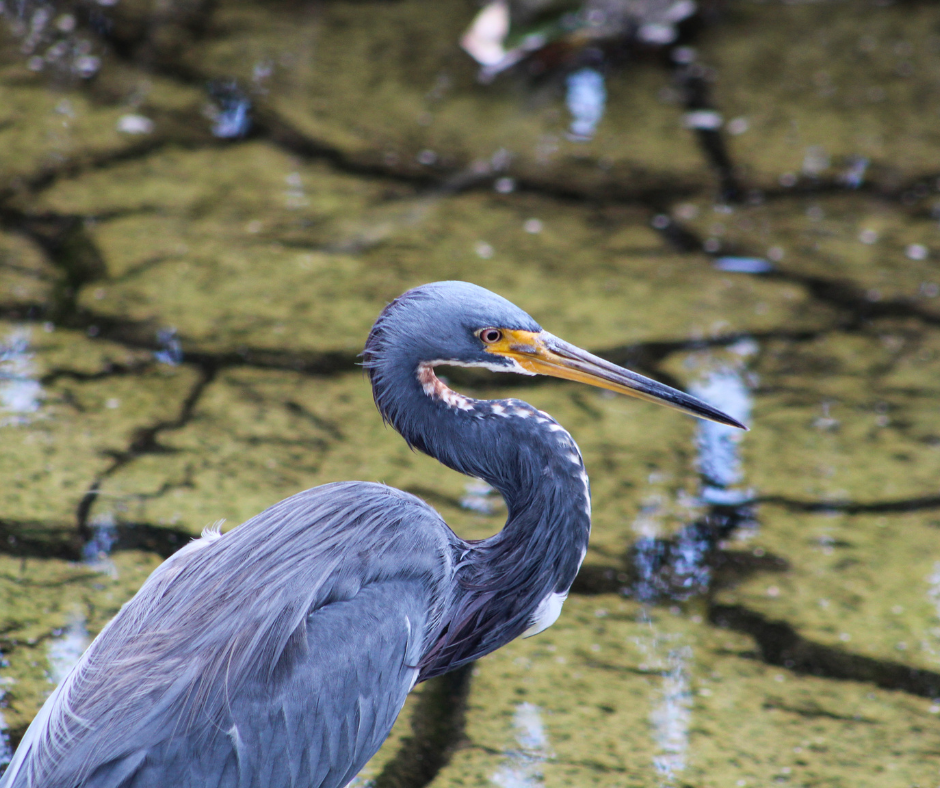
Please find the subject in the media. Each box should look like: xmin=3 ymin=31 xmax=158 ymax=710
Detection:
xmin=2 ymin=0 xmax=940 ymax=785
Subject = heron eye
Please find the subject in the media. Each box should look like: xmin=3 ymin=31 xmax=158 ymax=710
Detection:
xmin=479 ymin=328 xmax=502 ymax=345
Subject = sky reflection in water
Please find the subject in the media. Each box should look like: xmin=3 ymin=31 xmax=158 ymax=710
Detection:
xmin=0 ymin=328 xmax=42 ymax=426
xmin=632 ymin=345 xmax=756 ymax=603
xmin=630 ymin=347 xmax=756 ymax=782
xmin=46 ymin=616 xmax=90 ymax=688
xmin=491 ymin=702 xmax=552 ymax=788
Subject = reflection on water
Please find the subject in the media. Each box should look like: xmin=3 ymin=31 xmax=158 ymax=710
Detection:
xmin=82 ymin=511 xmax=117 ymax=577
xmin=116 ymin=114 xmax=154 ymax=135
xmin=154 ymin=327 xmax=183 ymax=367
xmin=632 ymin=490 xmax=708 ymax=602
xmin=631 ymin=346 xmax=756 ymax=601
xmin=491 ymin=702 xmax=552 ymax=788
xmin=0 ymin=328 xmax=42 ymax=426
xmin=284 ymin=171 xmax=309 ymax=211
xmin=0 ymin=0 xmax=102 ymax=79
xmin=566 ymin=68 xmax=606 ymax=142
xmin=651 ymin=645 xmax=693 ymax=784
xmin=461 ymin=480 xmax=498 ymax=515
xmin=713 ymin=256 xmax=773 ymax=274
xmin=0 ymin=652 xmax=11 ymax=772
xmin=46 ymin=615 xmax=89 ymax=688
xmin=634 ymin=629 xmax=694 ymax=786
xmin=925 ymin=563 xmax=940 ymax=668
xmin=663 ymin=522 xmax=710 ymax=597
xmin=209 ymin=82 xmax=252 ymax=139
xmin=0 ymin=723 xmax=10 ymax=774
xmin=628 ymin=350 xmax=756 ymax=780
xmin=841 ymin=155 xmax=869 ymax=189
xmin=690 ymin=360 xmax=753 ymax=506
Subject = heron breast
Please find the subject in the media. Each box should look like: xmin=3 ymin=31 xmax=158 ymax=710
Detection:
xmin=523 ymin=591 xmax=568 ymax=637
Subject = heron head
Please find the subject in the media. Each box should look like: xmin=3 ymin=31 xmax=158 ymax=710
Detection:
xmin=364 ymin=281 xmax=543 ymax=375
xmin=364 ymin=281 xmax=745 ymax=430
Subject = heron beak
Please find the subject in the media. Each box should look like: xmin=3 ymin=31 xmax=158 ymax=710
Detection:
xmin=485 ymin=330 xmax=747 ymax=430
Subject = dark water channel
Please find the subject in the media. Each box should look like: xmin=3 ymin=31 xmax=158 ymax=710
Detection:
xmin=2 ymin=0 xmax=940 ymax=785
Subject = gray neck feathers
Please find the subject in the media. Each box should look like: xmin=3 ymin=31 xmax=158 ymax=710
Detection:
xmin=367 ymin=353 xmax=591 ymax=678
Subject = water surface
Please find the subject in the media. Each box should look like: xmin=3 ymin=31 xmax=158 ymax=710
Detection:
xmin=1 ymin=1 xmax=940 ymax=786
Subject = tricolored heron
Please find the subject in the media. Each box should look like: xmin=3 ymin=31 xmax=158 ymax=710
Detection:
xmin=1 ymin=281 xmax=744 ymax=788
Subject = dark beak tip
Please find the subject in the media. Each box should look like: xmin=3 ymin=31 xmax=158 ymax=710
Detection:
xmin=706 ymin=411 xmax=748 ymax=431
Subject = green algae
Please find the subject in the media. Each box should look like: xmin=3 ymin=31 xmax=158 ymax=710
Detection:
xmin=186 ymin=0 xmax=707 ymax=190
xmin=0 ymin=322 xmax=196 ymax=524
xmin=34 ymin=148 xmax=818 ymax=356
xmin=425 ymin=596 xmax=924 ymax=787
xmin=0 ymin=231 xmax=54 ymax=306
xmin=739 ymin=327 xmax=940 ymax=504
xmin=709 ymin=1 xmax=940 ymax=184
xmin=677 ymin=193 xmax=940 ymax=304
xmin=434 ymin=595 xmax=940 ymax=788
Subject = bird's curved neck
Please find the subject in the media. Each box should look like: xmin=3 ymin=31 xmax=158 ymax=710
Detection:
xmin=373 ymin=361 xmax=591 ymax=679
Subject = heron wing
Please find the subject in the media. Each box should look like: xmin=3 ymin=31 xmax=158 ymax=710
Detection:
xmin=88 ymin=579 xmax=426 ymax=788
xmin=2 ymin=482 xmax=454 ymax=788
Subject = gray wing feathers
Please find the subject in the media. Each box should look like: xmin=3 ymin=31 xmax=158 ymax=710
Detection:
xmin=2 ymin=482 xmax=453 ymax=788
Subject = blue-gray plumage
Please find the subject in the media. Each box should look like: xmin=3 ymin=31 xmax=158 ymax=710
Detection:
xmin=0 ymin=282 xmax=743 ymax=788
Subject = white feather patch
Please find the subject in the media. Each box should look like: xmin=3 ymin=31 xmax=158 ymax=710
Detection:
xmin=200 ymin=520 xmax=225 ymax=540
xmin=523 ymin=591 xmax=568 ymax=637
